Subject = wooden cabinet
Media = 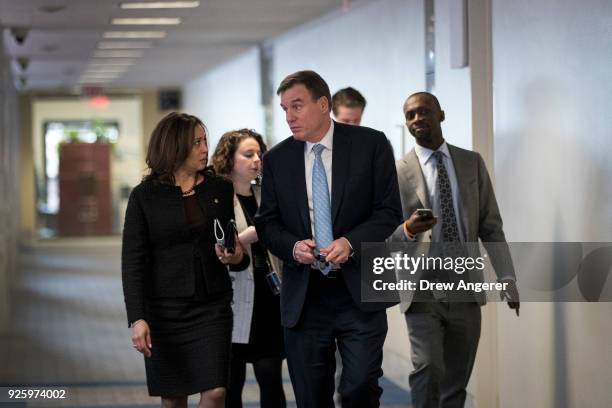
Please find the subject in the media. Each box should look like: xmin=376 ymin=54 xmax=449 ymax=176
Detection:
xmin=57 ymin=143 xmax=112 ymax=236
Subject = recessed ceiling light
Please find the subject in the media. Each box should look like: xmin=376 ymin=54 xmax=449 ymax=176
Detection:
xmin=112 ymin=18 xmax=181 ymax=25
xmin=93 ymin=50 xmax=144 ymax=58
xmin=120 ymin=1 xmax=199 ymax=9
xmin=103 ymin=31 xmax=167 ymax=39
xmin=98 ymin=41 xmax=152 ymax=49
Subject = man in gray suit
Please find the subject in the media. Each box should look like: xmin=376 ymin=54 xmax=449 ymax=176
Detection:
xmin=391 ymin=92 xmax=519 ymax=408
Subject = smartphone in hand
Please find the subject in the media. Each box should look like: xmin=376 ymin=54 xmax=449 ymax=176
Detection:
xmin=416 ymin=208 xmax=434 ymax=220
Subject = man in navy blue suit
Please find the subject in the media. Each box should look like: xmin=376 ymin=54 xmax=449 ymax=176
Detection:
xmin=255 ymin=70 xmax=402 ymax=407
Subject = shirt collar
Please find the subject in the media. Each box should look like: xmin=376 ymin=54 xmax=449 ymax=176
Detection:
xmin=414 ymin=140 xmax=450 ymax=166
xmin=306 ymin=119 xmax=334 ymax=154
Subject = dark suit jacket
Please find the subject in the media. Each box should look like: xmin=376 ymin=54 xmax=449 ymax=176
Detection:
xmin=390 ymin=144 xmax=516 ymax=311
xmin=255 ymin=121 xmax=403 ymax=328
xmin=121 ymin=172 xmax=248 ymax=326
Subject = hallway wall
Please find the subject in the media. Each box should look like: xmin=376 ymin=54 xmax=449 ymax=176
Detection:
xmin=269 ymin=0 xmax=424 ymax=154
xmin=0 ymin=35 xmax=20 ymax=332
xmin=183 ymin=0 xmax=428 ymax=158
xmin=183 ymin=47 xmax=264 ymax=150
xmin=492 ymin=0 xmax=612 ymax=406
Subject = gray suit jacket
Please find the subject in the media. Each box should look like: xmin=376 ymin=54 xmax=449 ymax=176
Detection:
xmin=390 ymin=144 xmax=515 ymax=312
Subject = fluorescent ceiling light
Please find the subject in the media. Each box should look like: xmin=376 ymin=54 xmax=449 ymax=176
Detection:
xmin=78 ymin=79 xmax=117 ymax=84
xmin=85 ymin=66 xmax=129 ymax=73
xmin=120 ymin=1 xmax=199 ymax=9
xmin=104 ymin=31 xmax=166 ymax=39
xmin=98 ymin=41 xmax=152 ymax=49
xmin=93 ymin=50 xmax=144 ymax=58
xmin=77 ymin=79 xmax=112 ymax=84
xmin=112 ymin=18 xmax=181 ymax=25
xmin=89 ymin=59 xmax=136 ymax=66
xmin=80 ymin=72 xmax=122 ymax=79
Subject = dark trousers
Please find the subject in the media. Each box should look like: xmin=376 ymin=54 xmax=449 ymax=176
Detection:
xmin=285 ymin=271 xmax=387 ymax=408
xmin=226 ymin=353 xmax=286 ymax=408
xmin=405 ymin=301 xmax=481 ymax=408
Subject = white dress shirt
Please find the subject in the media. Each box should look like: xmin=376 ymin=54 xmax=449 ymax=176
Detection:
xmin=414 ymin=141 xmax=466 ymax=242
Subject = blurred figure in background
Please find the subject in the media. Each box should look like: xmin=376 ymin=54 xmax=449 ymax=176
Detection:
xmin=122 ymin=112 xmax=248 ymax=408
xmin=332 ymin=87 xmax=367 ymax=126
xmin=331 ymin=85 xmax=368 ymax=404
xmin=212 ymin=129 xmax=286 ymax=408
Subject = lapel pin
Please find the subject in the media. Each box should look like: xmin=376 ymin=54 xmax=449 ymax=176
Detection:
xmin=214 ymin=198 xmax=219 ymax=204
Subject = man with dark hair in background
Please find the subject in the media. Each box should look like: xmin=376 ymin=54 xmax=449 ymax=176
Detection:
xmin=332 ymin=87 xmax=366 ymax=126
xmin=331 ymin=85 xmax=368 ymax=404
xmin=255 ymin=70 xmax=402 ymax=407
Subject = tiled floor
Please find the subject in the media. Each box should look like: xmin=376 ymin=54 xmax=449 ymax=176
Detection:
xmin=0 ymin=240 xmax=410 ymax=407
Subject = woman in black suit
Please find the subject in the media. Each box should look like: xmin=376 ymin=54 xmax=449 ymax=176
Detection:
xmin=122 ymin=112 xmax=248 ymax=408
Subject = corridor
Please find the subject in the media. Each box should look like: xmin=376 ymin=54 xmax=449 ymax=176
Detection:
xmin=0 ymin=242 xmax=409 ymax=407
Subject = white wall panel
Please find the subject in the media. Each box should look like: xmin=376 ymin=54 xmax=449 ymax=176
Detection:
xmin=434 ymin=0 xmax=472 ymax=150
xmin=183 ymin=47 xmax=264 ymax=153
xmin=271 ymin=0 xmax=425 ymax=157
xmin=492 ymin=0 xmax=612 ymax=406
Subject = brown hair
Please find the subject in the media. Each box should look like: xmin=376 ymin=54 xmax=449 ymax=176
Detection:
xmin=276 ymin=70 xmax=332 ymax=113
xmin=211 ymin=128 xmax=267 ymax=176
xmin=144 ymin=112 xmax=207 ymax=184
xmin=332 ymin=87 xmax=367 ymax=115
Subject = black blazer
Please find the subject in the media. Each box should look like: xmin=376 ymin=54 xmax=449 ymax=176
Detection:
xmin=255 ymin=121 xmax=403 ymax=327
xmin=121 ymin=172 xmax=248 ymax=326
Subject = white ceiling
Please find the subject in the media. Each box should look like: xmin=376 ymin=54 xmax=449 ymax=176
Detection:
xmin=0 ymin=0 xmax=345 ymax=91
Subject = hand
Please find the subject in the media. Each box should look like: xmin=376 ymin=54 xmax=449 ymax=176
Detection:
xmin=404 ymin=210 xmax=437 ymax=236
xmin=293 ymin=239 xmax=317 ymax=265
xmin=131 ymin=320 xmax=152 ymax=358
xmin=238 ymin=226 xmax=258 ymax=246
xmin=500 ymin=279 xmax=520 ymax=316
xmin=320 ymin=238 xmax=352 ymax=264
xmin=216 ymin=236 xmax=245 ymax=265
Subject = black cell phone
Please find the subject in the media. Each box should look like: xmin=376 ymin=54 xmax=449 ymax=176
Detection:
xmin=416 ymin=208 xmax=434 ymax=220
xmin=224 ymin=220 xmax=237 ymax=254
xmin=313 ymin=248 xmax=328 ymax=263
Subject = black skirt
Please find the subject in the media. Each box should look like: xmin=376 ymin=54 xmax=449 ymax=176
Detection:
xmin=144 ymin=260 xmax=233 ymax=398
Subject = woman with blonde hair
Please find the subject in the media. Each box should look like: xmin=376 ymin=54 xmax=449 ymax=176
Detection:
xmin=211 ymin=129 xmax=286 ymax=408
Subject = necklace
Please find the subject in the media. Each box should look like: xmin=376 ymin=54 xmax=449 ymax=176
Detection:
xmin=181 ymin=174 xmax=198 ymax=196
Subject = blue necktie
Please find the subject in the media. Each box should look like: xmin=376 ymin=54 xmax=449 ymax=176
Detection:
xmin=312 ymin=144 xmax=333 ymax=275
